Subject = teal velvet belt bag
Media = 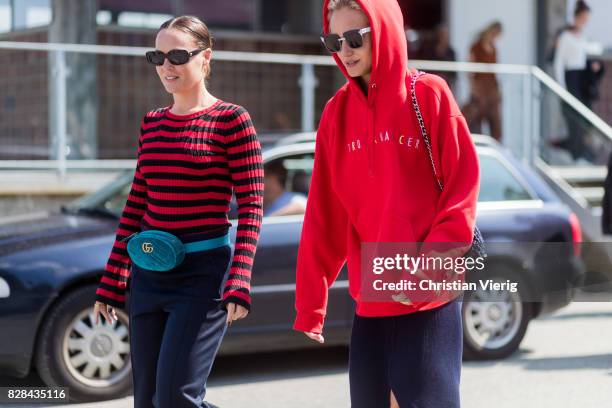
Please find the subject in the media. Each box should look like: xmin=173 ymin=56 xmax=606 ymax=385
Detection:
xmin=122 ymin=230 xmax=230 ymax=272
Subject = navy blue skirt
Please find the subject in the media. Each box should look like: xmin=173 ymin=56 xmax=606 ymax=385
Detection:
xmin=349 ymin=297 xmax=463 ymax=408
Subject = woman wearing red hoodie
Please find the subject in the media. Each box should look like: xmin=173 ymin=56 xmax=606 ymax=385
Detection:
xmin=294 ymin=0 xmax=480 ymax=406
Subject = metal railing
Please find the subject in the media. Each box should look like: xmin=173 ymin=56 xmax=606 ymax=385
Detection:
xmin=1 ymin=41 xmax=610 ymax=179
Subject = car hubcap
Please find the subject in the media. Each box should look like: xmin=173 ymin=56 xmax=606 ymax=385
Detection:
xmin=62 ymin=309 xmax=131 ymax=388
xmin=464 ymin=279 xmax=523 ymax=350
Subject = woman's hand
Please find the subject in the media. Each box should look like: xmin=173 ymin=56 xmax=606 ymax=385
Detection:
xmin=303 ymin=331 xmax=324 ymax=344
xmin=392 ymin=291 xmax=412 ymax=305
xmin=391 ymin=267 xmax=443 ymax=304
xmin=226 ymin=303 xmax=248 ymax=325
xmin=94 ymin=301 xmax=118 ymax=325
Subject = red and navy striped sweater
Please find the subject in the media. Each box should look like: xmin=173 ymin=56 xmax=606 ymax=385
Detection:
xmin=95 ymin=100 xmax=264 ymax=311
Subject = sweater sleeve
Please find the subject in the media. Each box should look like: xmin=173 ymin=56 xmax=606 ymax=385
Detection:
xmin=223 ymin=106 xmax=264 ymax=311
xmin=416 ymin=76 xmax=480 ymax=257
xmin=95 ymin=118 xmax=148 ymax=309
xmin=293 ymin=107 xmax=349 ymax=334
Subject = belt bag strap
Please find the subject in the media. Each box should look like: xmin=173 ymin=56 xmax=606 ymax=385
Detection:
xmin=184 ymin=234 xmax=230 ymax=253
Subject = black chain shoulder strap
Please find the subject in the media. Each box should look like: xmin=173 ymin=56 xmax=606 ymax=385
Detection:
xmin=410 ymin=70 xmax=487 ymax=258
xmin=410 ymin=71 xmax=444 ymax=192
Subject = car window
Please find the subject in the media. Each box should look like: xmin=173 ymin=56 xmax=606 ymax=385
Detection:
xmin=478 ymin=153 xmax=533 ymax=202
xmin=104 ymin=184 xmax=132 ymax=215
xmin=66 ymin=171 xmax=132 ymax=216
xmin=229 ymin=153 xmax=314 ymax=220
xmin=282 ymin=155 xmax=315 ymax=195
xmin=72 ymin=151 xmax=531 ymax=218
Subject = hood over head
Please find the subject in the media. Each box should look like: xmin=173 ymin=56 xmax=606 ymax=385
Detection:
xmin=322 ymin=0 xmax=410 ymax=101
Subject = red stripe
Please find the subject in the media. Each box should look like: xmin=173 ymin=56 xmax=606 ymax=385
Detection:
xmin=138 ymin=165 xmax=229 ymax=176
xmin=96 ymin=287 xmax=126 ymax=302
xmin=146 ymin=191 xmax=231 ymax=200
xmin=142 ymin=214 xmax=230 ymax=228
xmin=146 ymin=178 xmax=233 ymax=188
xmin=140 ymin=152 xmax=227 ymax=161
xmin=223 ymin=290 xmax=250 ymax=303
xmin=144 ymin=134 xmax=226 ymax=143
xmin=104 ymin=264 xmax=131 ymax=277
xmin=142 ymin=118 xmax=235 ymax=131
xmin=100 ymin=275 xmax=127 ymax=287
xmin=146 ymin=204 xmax=228 ymax=214
xmin=229 ymin=265 xmax=252 ymax=275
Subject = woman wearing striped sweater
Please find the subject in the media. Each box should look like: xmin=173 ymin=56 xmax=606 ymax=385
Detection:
xmin=92 ymin=15 xmax=263 ymax=408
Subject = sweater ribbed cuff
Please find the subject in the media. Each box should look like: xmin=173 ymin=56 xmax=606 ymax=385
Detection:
xmin=222 ymin=294 xmax=251 ymax=312
xmin=95 ymin=293 xmax=125 ymax=310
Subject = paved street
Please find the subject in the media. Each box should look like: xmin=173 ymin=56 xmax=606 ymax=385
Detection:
xmin=2 ymin=296 xmax=611 ymax=407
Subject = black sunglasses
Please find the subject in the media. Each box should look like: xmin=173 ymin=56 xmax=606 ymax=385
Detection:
xmin=320 ymin=27 xmax=371 ymax=53
xmin=145 ymin=48 xmax=205 ymax=66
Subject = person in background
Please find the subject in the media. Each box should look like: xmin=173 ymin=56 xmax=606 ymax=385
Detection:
xmin=462 ymin=21 xmax=503 ymax=142
xmin=263 ymin=160 xmax=307 ymax=216
xmin=553 ymin=0 xmax=602 ymax=162
xmin=419 ymin=23 xmax=458 ymax=91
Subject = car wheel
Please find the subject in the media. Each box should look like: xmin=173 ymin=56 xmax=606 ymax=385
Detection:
xmin=462 ymin=267 xmax=532 ymax=360
xmin=34 ymin=284 xmax=132 ymax=402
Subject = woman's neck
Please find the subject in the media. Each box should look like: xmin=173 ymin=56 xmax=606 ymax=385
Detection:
xmin=570 ymin=23 xmax=583 ymax=34
xmin=171 ymin=84 xmax=216 ymax=115
xmin=358 ymin=73 xmax=371 ymax=96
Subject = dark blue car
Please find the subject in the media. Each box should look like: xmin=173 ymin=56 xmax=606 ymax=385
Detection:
xmin=0 ymin=135 xmax=584 ymax=401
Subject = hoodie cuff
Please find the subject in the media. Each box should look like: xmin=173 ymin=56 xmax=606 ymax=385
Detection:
xmin=293 ymin=311 xmax=325 ymax=334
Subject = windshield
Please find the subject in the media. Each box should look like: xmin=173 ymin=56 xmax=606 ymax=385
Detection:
xmin=63 ymin=171 xmax=135 ymax=217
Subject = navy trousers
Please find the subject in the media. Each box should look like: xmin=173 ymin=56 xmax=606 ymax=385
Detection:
xmin=128 ymin=228 xmax=231 ymax=408
xmin=349 ymin=297 xmax=463 ymax=408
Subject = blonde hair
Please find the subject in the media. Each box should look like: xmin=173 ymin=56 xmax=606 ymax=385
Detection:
xmin=327 ymin=0 xmax=363 ymax=22
xmin=158 ymin=15 xmax=214 ymax=80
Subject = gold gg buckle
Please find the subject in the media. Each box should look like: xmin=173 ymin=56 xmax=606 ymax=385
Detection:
xmin=142 ymin=242 xmax=154 ymax=253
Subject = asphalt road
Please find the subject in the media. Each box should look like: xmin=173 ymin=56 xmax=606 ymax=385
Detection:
xmin=2 ymin=297 xmax=611 ymax=407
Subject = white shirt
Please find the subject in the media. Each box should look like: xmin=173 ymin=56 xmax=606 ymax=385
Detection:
xmin=553 ymin=29 xmax=602 ymax=89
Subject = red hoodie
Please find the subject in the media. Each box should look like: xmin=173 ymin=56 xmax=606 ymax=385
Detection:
xmin=293 ymin=0 xmax=480 ymax=334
